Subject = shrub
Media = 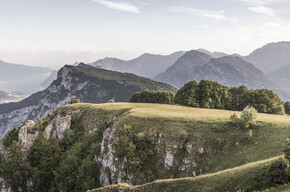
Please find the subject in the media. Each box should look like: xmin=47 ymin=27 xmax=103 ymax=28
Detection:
xmin=240 ymin=106 xmax=257 ymax=127
xmin=2 ymin=127 xmax=21 ymax=148
xmin=107 ymin=99 xmax=115 ymax=103
xmin=230 ymin=106 xmax=257 ymax=128
xmin=283 ymin=139 xmax=290 ymax=161
xmin=246 ymin=158 xmax=288 ymax=191
xmin=69 ymin=99 xmax=80 ymax=104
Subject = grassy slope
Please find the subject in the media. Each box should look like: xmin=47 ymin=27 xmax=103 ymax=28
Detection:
xmin=89 ymin=156 xmax=283 ymax=192
xmin=62 ymin=102 xmax=290 ymax=171
xmin=58 ymin=103 xmax=290 ymax=190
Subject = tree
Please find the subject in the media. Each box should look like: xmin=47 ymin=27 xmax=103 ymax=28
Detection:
xmin=174 ymin=81 xmax=199 ymax=107
xmin=198 ymin=80 xmax=229 ymax=109
xmin=69 ymin=99 xmax=80 ymax=104
xmin=284 ymin=101 xmax=290 ymax=115
xmin=0 ymin=141 xmax=31 ymax=192
xmin=243 ymin=89 xmax=285 ymax=115
xmin=28 ymin=136 xmax=61 ymax=192
xmin=228 ymin=86 xmax=248 ymax=111
xmin=284 ymin=139 xmax=290 ymax=161
xmin=130 ymin=90 xmax=174 ymax=104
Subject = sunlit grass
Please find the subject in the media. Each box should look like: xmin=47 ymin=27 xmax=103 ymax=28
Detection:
xmin=65 ymin=102 xmax=290 ymax=124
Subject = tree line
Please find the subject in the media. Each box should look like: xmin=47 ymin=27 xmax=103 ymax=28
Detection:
xmin=130 ymin=80 xmax=288 ymax=115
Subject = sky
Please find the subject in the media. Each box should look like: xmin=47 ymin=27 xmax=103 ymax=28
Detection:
xmin=1 ymin=0 xmax=290 ymax=68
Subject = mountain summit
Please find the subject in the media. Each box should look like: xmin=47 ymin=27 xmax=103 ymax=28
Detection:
xmin=90 ymin=51 xmax=185 ymax=78
xmin=245 ymin=41 xmax=290 ymax=73
xmin=154 ymin=51 xmax=290 ymax=100
xmin=0 ymin=64 xmax=177 ymax=138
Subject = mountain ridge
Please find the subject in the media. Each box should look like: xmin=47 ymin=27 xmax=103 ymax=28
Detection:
xmin=154 ymin=51 xmax=290 ymax=100
xmin=0 ymin=64 xmax=177 ymax=138
xmin=90 ymin=51 xmax=186 ymax=78
xmin=245 ymin=41 xmax=290 ymax=73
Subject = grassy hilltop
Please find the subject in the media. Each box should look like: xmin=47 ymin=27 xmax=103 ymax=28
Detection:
xmin=2 ymin=102 xmax=290 ymax=192
xmin=61 ymin=102 xmax=290 ymax=171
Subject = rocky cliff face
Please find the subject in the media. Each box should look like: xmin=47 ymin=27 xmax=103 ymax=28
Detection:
xmin=0 ymin=65 xmax=177 ymax=139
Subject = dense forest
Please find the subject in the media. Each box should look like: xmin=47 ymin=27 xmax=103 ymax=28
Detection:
xmin=130 ymin=80 xmax=287 ymax=115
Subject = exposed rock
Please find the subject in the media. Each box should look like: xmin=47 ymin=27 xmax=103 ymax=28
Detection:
xmin=164 ymin=150 xmax=174 ymax=168
xmin=0 ymin=178 xmax=10 ymax=192
xmin=97 ymin=123 xmax=129 ymax=186
xmin=198 ymin=147 xmax=204 ymax=154
xmin=18 ymin=120 xmax=38 ymax=151
xmin=44 ymin=114 xmax=71 ymax=139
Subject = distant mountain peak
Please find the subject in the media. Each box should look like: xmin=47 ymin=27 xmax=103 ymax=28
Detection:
xmin=154 ymin=50 xmax=290 ymax=100
xmin=245 ymin=41 xmax=290 ymax=73
xmin=88 ymin=51 xmax=186 ymax=78
xmin=197 ymin=48 xmax=228 ymax=58
xmin=0 ymin=64 xmax=177 ymax=138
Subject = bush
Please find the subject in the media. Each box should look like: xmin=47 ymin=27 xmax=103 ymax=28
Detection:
xmin=2 ymin=127 xmax=21 ymax=148
xmin=240 ymin=106 xmax=257 ymax=127
xmin=107 ymin=99 xmax=115 ymax=103
xmin=283 ymin=139 xmax=290 ymax=161
xmin=246 ymin=158 xmax=288 ymax=191
xmin=69 ymin=99 xmax=80 ymax=104
xmin=230 ymin=106 xmax=257 ymax=128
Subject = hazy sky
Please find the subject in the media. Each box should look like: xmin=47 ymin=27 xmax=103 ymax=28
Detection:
xmin=1 ymin=0 xmax=290 ymax=68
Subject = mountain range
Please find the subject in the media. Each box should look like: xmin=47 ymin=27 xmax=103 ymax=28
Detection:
xmin=0 ymin=64 xmax=177 ymax=138
xmin=268 ymin=66 xmax=290 ymax=93
xmin=245 ymin=41 xmax=290 ymax=73
xmin=197 ymin=48 xmax=228 ymax=58
xmin=154 ymin=50 xmax=290 ymax=100
xmin=89 ymin=51 xmax=185 ymax=78
xmin=2 ymin=41 xmax=290 ymax=137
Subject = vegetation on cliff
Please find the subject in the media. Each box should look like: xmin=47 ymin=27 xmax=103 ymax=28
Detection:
xmin=1 ymin=103 xmax=290 ymax=191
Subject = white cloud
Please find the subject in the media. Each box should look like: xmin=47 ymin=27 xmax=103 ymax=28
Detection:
xmin=242 ymin=0 xmax=290 ymax=17
xmin=169 ymin=6 xmax=234 ymax=21
xmin=248 ymin=6 xmax=275 ymax=16
xmin=93 ymin=0 xmax=140 ymax=14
